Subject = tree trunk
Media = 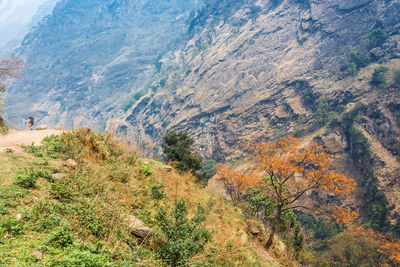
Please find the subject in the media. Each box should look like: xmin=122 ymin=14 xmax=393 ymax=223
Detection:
xmin=265 ymin=205 xmax=282 ymax=249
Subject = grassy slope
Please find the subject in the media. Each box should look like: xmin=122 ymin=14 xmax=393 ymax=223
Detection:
xmin=0 ymin=129 xmax=280 ymax=266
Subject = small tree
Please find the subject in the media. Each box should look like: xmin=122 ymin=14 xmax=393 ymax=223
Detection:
xmin=215 ymin=164 xmax=260 ymax=206
xmin=252 ymin=136 xmax=356 ymax=248
xmin=156 ymin=199 xmax=212 ymax=266
xmin=365 ymin=28 xmax=386 ymax=48
xmin=161 ymin=130 xmax=203 ymax=174
xmin=371 ymin=66 xmax=389 ymax=87
xmin=346 ymin=62 xmax=358 ymax=76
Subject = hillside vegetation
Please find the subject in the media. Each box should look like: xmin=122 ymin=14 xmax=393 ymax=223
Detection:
xmin=0 ymin=128 xmax=288 ymax=266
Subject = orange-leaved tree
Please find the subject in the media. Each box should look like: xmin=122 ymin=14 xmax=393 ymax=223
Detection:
xmin=252 ymin=136 xmax=357 ymax=248
xmin=215 ymin=163 xmax=260 ymax=206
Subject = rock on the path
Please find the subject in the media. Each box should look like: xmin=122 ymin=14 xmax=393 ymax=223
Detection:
xmin=65 ymin=159 xmax=77 ymax=168
xmin=31 ymin=251 xmax=43 ymax=260
xmin=36 ymin=125 xmax=47 ymax=130
xmin=16 ymin=213 xmax=23 ymax=221
xmin=125 ymin=215 xmax=154 ymax=238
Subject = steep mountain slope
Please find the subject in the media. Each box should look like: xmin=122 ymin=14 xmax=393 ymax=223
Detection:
xmin=112 ymin=0 xmax=399 ymax=158
xmin=3 ymin=0 xmax=400 ymax=236
xmin=108 ymin=0 xmax=400 ymax=227
xmin=5 ymin=0 xmax=201 ymax=129
xmin=0 ymin=129 xmax=283 ymax=266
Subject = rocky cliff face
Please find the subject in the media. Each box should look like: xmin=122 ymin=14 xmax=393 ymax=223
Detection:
xmin=5 ymin=0 xmax=200 ymax=129
xmin=111 ymin=0 xmax=399 ymax=157
xmin=108 ymin=0 xmax=400 ymax=223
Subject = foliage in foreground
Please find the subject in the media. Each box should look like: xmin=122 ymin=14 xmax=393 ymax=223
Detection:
xmin=0 ymin=129 xmax=267 ymax=266
xmin=156 ymin=199 xmax=213 ymax=266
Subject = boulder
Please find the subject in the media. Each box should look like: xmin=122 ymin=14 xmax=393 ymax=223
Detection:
xmin=52 ymin=173 xmax=66 ymax=180
xmin=31 ymin=251 xmax=43 ymax=260
xmin=125 ymin=215 xmax=154 ymax=238
xmin=133 ymin=226 xmax=154 ymax=239
xmin=159 ymin=165 xmax=173 ymax=172
xmin=16 ymin=213 xmax=23 ymax=221
xmin=65 ymin=159 xmax=77 ymax=168
xmin=247 ymin=220 xmax=261 ymax=235
xmin=36 ymin=125 xmax=47 ymax=130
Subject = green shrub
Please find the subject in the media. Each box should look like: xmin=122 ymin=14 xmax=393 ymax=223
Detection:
xmin=108 ymin=166 xmax=130 ymax=183
xmin=71 ymin=203 xmax=106 ymax=238
xmin=302 ymin=89 xmax=317 ymax=110
xmin=0 ymin=217 xmax=24 ymax=236
xmin=140 ymin=165 xmax=154 ymax=177
xmin=151 ymin=184 xmax=166 ymax=201
xmin=156 ymin=200 xmax=212 ymax=266
xmin=50 ymin=182 xmax=74 ymax=203
xmin=51 ymin=249 xmax=109 ymax=267
xmin=292 ymin=224 xmax=304 ymax=257
xmin=14 ymin=168 xmax=39 ymax=188
xmin=0 ymin=120 xmax=8 ymax=135
xmin=365 ymin=27 xmax=386 ymax=47
xmin=350 ymin=49 xmax=370 ymax=68
xmin=161 ymin=130 xmax=203 ymax=174
xmin=371 ymin=66 xmax=389 ymax=87
xmin=46 ymin=227 xmax=74 ymax=248
xmin=202 ymin=159 xmax=217 ymax=178
xmin=346 ymin=62 xmax=358 ymax=76
xmin=30 ymin=201 xmax=65 ymax=232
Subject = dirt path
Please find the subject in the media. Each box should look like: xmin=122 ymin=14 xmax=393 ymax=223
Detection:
xmin=0 ymin=129 xmax=63 ymax=151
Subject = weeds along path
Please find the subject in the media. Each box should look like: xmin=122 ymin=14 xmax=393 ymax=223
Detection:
xmin=0 ymin=130 xmax=63 ymax=151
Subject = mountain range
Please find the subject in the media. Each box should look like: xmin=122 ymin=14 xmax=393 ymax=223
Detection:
xmin=3 ymin=0 xmax=400 ymax=237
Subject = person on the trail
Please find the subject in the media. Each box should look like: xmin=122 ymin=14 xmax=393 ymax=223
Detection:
xmin=25 ymin=117 xmax=34 ymax=131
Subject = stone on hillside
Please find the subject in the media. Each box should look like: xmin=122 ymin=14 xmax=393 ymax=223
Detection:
xmin=36 ymin=125 xmax=47 ymax=130
xmin=125 ymin=215 xmax=154 ymax=238
xmin=16 ymin=213 xmax=23 ymax=221
xmin=31 ymin=251 xmax=43 ymax=260
xmin=247 ymin=220 xmax=261 ymax=235
xmin=159 ymin=165 xmax=173 ymax=172
xmin=65 ymin=159 xmax=77 ymax=168
xmin=133 ymin=226 xmax=154 ymax=239
xmin=52 ymin=173 xmax=66 ymax=180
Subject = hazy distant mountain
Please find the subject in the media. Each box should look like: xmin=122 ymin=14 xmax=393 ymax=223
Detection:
xmin=0 ymin=0 xmax=58 ymax=52
xmin=5 ymin=0 xmax=201 ymax=129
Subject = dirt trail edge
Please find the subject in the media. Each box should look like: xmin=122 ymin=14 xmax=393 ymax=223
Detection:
xmin=0 ymin=130 xmax=63 ymax=151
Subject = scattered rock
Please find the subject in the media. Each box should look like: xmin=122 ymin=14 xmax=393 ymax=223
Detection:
xmin=133 ymin=226 xmax=154 ymax=238
xmin=36 ymin=125 xmax=48 ymax=130
xmin=125 ymin=215 xmax=154 ymax=239
xmin=65 ymin=159 xmax=77 ymax=168
xmin=247 ymin=220 xmax=261 ymax=235
xmin=159 ymin=165 xmax=173 ymax=172
xmin=31 ymin=251 xmax=43 ymax=260
xmin=126 ymin=215 xmax=145 ymax=228
xmin=16 ymin=213 xmax=23 ymax=221
xmin=52 ymin=173 xmax=66 ymax=180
